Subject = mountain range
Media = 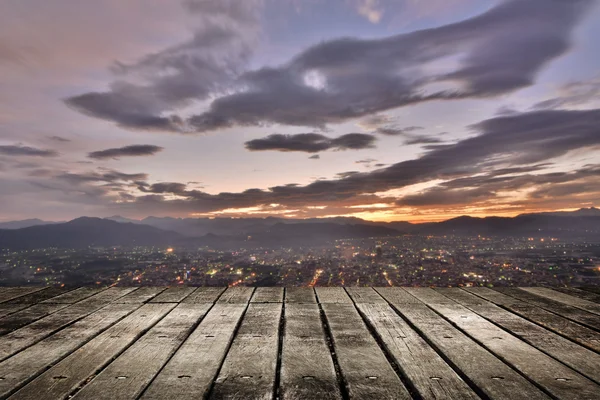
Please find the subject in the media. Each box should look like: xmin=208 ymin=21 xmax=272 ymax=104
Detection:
xmin=0 ymin=207 xmax=599 ymax=249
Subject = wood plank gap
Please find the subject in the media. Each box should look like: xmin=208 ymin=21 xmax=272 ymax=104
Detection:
xmin=344 ymin=288 xmax=424 ymax=400
xmin=274 ymin=288 xmax=285 ymax=400
xmin=436 ymin=288 xmax=600 ymax=386
xmin=9 ymin=303 xmax=173 ymax=400
xmin=494 ymin=288 xmax=600 ymax=332
xmin=465 ymin=287 xmax=600 ymax=354
xmin=376 ymin=288 xmax=550 ymax=400
xmin=141 ymin=288 xmax=254 ymax=399
xmin=549 ymin=288 xmax=600 ymax=304
xmin=349 ymin=288 xmax=480 ymax=400
xmin=0 ymin=302 xmax=142 ymax=398
xmin=407 ymin=288 xmax=600 ymax=400
xmin=315 ymin=293 xmax=351 ymax=400
xmin=521 ymin=288 xmax=600 ymax=316
xmin=134 ymin=289 xmax=227 ymax=399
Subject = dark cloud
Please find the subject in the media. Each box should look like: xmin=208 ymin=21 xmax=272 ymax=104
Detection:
xmin=187 ymin=0 xmax=591 ymax=132
xmin=112 ymin=108 xmax=600 ymax=214
xmin=88 ymin=144 xmax=164 ymax=160
xmin=375 ymin=126 xmax=423 ymax=136
xmin=245 ymin=133 xmax=376 ymax=153
xmin=308 ymin=154 xmax=320 ymax=160
xmin=57 ymin=170 xmax=148 ymax=184
xmin=0 ymin=145 xmax=58 ymax=157
xmin=65 ymin=0 xmax=592 ymax=134
xmin=65 ymin=0 xmax=263 ymax=132
xmin=355 ymin=158 xmax=377 ymax=164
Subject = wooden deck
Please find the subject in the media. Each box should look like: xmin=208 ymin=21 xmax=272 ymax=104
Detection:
xmin=0 ymin=286 xmax=599 ymax=399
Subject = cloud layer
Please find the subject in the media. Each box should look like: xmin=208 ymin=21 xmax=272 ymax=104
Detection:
xmin=66 ymin=0 xmax=593 ymax=134
xmin=245 ymin=133 xmax=376 ymax=153
xmin=88 ymin=144 xmax=164 ymax=159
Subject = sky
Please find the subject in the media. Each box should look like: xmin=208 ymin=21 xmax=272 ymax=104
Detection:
xmin=0 ymin=0 xmax=599 ymax=223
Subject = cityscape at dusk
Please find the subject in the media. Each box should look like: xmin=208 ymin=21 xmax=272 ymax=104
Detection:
xmin=2 ymin=2 xmax=600 ymax=399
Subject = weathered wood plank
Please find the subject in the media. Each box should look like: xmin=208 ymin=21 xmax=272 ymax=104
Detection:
xmin=251 ymin=287 xmax=284 ymax=303
xmin=581 ymin=287 xmax=600 ymax=295
xmin=42 ymin=287 xmax=105 ymax=303
xmin=8 ymin=303 xmax=174 ymax=400
xmin=67 ymin=303 xmax=211 ymax=400
xmin=376 ymin=288 xmax=550 ymax=400
xmin=345 ymin=287 xmax=387 ymax=304
xmin=348 ymin=289 xmax=479 ymax=400
xmin=0 ymin=287 xmax=45 ymax=303
xmin=0 ymin=302 xmax=139 ymax=398
xmin=182 ymin=287 xmax=226 ymax=303
xmin=280 ymin=303 xmax=342 ymax=400
xmin=148 ymin=286 xmax=196 ymax=303
xmin=0 ymin=287 xmax=135 ymax=361
xmin=284 ymin=287 xmax=316 ymax=303
xmin=4 ymin=287 xmax=71 ymax=304
xmin=551 ymin=287 xmax=600 ymax=304
xmin=437 ymin=288 xmax=600 ymax=385
xmin=0 ymin=303 xmax=70 ymax=335
xmin=0 ymin=304 xmax=28 ymax=319
xmin=408 ymin=288 xmax=600 ymax=400
xmin=466 ymin=287 xmax=600 ymax=353
xmin=315 ymin=287 xmax=353 ymax=304
xmin=140 ymin=304 xmax=250 ymax=399
xmin=522 ymin=287 xmax=600 ymax=316
xmin=495 ymin=287 xmax=600 ymax=331
xmin=217 ymin=286 xmax=255 ymax=303
xmin=321 ymin=302 xmax=411 ymax=399
xmin=114 ymin=287 xmax=166 ymax=303
xmin=210 ymin=303 xmax=283 ymax=400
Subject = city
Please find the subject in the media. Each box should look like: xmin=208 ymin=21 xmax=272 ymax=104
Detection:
xmin=2 ymin=235 xmax=598 ymax=288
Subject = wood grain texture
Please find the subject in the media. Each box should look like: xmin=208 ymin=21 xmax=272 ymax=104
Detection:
xmin=0 ymin=303 xmax=70 ymax=335
xmin=437 ymin=288 xmax=600 ymax=385
xmin=321 ymin=302 xmax=411 ymax=399
xmin=522 ymin=287 xmax=600 ymax=316
xmin=251 ymin=287 xmax=284 ymax=303
xmin=70 ymin=303 xmax=211 ymax=400
xmin=551 ymin=287 xmax=600 ymax=303
xmin=9 ymin=303 xmax=174 ymax=400
xmin=0 ymin=287 xmax=45 ymax=304
xmin=280 ymin=303 xmax=342 ymax=400
xmin=315 ymin=287 xmax=353 ymax=304
xmin=349 ymin=290 xmax=479 ymax=400
xmin=182 ymin=287 xmax=226 ymax=303
xmin=284 ymin=287 xmax=316 ymax=303
xmin=0 ymin=287 xmax=136 ymax=361
xmin=0 ymin=302 xmax=139 ymax=398
xmin=408 ymin=288 xmax=600 ymax=400
xmin=4 ymin=287 xmax=71 ymax=304
xmin=0 ymin=286 xmax=597 ymax=400
xmin=41 ymin=287 xmax=105 ymax=303
xmin=466 ymin=287 xmax=600 ymax=353
xmin=210 ymin=303 xmax=283 ymax=400
xmin=148 ymin=286 xmax=196 ymax=303
xmin=495 ymin=287 xmax=600 ymax=330
xmin=141 ymin=303 xmax=249 ymax=399
xmin=378 ymin=288 xmax=550 ymax=400
xmin=114 ymin=287 xmax=167 ymax=303
xmin=217 ymin=286 xmax=255 ymax=303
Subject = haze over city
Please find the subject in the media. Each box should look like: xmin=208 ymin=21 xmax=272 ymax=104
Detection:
xmin=1 ymin=0 xmax=600 ymax=223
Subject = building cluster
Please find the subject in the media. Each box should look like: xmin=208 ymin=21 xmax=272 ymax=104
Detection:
xmin=1 ymin=235 xmax=599 ymax=287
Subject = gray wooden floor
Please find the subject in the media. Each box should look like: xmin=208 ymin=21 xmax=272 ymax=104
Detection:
xmin=0 ymin=286 xmax=599 ymax=399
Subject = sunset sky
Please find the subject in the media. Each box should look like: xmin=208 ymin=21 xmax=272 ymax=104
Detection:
xmin=1 ymin=0 xmax=599 ymax=223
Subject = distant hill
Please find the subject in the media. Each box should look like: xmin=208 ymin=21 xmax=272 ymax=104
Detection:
xmin=0 ymin=217 xmax=181 ymax=249
xmin=0 ymin=218 xmax=61 ymax=230
xmin=521 ymin=207 xmax=600 ymax=217
xmin=2 ymin=208 xmax=599 ymax=250
xmin=111 ymin=215 xmax=415 ymax=237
